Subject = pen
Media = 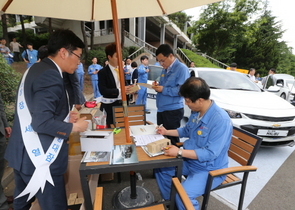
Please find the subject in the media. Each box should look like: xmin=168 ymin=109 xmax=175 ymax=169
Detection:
xmin=155 ymin=124 xmax=163 ymax=132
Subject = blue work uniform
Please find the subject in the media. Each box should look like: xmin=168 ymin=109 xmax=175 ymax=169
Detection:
xmin=155 ymin=101 xmax=233 ymax=210
xmin=156 ymin=58 xmax=189 ymax=145
xmin=76 ymin=63 xmax=84 ymax=91
xmin=136 ymin=64 xmax=149 ymax=106
xmin=88 ymin=64 xmax=102 ymax=99
xmin=124 ymin=65 xmax=131 ymax=84
xmin=21 ymin=49 xmax=38 ymax=68
xmin=156 ymin=58 xmax=189 ymax=112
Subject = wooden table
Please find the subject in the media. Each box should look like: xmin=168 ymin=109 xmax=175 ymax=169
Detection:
xmin=79 ymin=129 xmax=183 ymax=210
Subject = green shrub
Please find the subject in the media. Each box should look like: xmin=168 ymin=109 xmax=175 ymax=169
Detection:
xmin=181 ymin=49 xmax=220 ymax=68
xmin=0 ymin=56 xmax=21 ymax=124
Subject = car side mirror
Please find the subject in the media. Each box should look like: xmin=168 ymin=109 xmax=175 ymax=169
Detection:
xmin=276 ymin=83 xmax=283 ymax=87
xmin=267 ymin=86 xmax=280 ymax=92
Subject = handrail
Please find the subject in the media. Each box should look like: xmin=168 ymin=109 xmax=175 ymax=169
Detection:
xmin=176 ymin=47 xmax=191 ymax=67
xmin=124 ymin=30 xmax=157 ymax=57
xmin=196 ymin=52 xmax=229 ymax=69
xmin=128 ymin=46 xmax=145 ymax=60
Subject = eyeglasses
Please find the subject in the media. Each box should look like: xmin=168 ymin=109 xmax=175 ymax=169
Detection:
xmin=69 ymin=51 xmax=83 ymax=60
xmin=158 ymin=56 xmax=168 ymax=64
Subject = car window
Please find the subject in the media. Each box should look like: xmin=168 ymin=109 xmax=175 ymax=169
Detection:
xmin=265 ymin=75 xmax=275 ymax=89
xmin=148 ymin=65 xmax=163 ymax=81
xmin=198 ymin=70 xmax=261 ymax=91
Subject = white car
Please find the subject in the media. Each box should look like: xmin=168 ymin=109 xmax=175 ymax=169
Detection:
xmin=147 ymin=67 xmax=295 ymax=147
xmin=262 ymin=74 xmax=295 ymax=102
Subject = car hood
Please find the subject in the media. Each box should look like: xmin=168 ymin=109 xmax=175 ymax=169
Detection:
xmin=211 ymin=89 xmax=295 ymax=117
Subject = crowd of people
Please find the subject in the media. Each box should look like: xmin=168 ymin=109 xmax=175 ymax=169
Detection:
xmin=1 ymin=31 xmax=270 ymax=210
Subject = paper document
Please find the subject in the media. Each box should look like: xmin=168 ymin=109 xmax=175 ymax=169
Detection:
xmin=137 ymin=83 xmax=153 ymax=89
xmin=133 ymin=134 xmax=165 ymax=146
xmin=130 ymin=124 xmax=157 ymax=135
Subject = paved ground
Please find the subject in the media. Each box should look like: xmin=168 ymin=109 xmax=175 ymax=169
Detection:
xmin=3 ymin=93 xmax=295 ymax=209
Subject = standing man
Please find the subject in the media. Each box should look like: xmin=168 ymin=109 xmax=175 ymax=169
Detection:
xmin=10 ymin=38 xmax=23 ymax=62
xmin=0 ymin=38 xmax=13 ymax=65
xmin=136 ymin=55 xmax=149 ymax=108
xmin=124 ymin=57 xmax=132 ymax=85
xmin=155 ymin=77 xmax=233 ymax=210
xmin=248 ymin=68 xmax=257 ymax=82
xmin=0 ymin=93 xmax=12 ymax=210
xmin=88 ymin=57 xmax=102 ymax=102
xmin=22 ymin=42 xmax=39 ymax=68
xmin=76 ymin=62 xmax=85 ymax=92
xmin=98 ymin=43 xmax=131 ymax=127
xmin=5 ymin=29 xmax=89 ymax=210
xmin=152 ymin=44 xmax=189 ymax=145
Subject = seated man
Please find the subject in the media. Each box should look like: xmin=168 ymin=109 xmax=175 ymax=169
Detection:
xmin=155 ymin=77 xmax=233 ymax=210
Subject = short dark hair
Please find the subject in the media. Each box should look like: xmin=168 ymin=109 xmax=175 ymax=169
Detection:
xmin=249 ymin=68 xmax=255 ymax=72
xmin=156 ymin=44 xmax=174 ymax=57
xmin=230 ymin=63 xmax=237 ymax=68
xmin=105 ymin=43 xmax=117 ymax=58
xmin=38 ymin=45 xmax=48 ymax=60
xmin=47 ymin=29 xmax=85 ymax=56
xmin=140 ymin=55 xmax=148 ymax=61
xmin=269 ymin=68 xmax=276 ymax=73
xmin=131 ymin=61 xmax=138 ymax=68
xmin=179 ymin=77 xmax=210 ymax=102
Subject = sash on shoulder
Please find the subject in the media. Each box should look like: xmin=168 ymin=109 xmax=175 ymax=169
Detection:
xmin=16 ymin=68 xmax=69 ymax=201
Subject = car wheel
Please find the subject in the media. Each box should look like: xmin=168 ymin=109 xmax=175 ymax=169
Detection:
xmin=280 ymin=93 xmax=286 ymax=99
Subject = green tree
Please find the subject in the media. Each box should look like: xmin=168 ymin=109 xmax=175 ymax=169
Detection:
xmin=0 ymin=56 xmax=21 ymax=123
xmin=191 ymin=0 xmax=263 ymax=64
xmin=168 ymin=12 xmax=192 ymax=32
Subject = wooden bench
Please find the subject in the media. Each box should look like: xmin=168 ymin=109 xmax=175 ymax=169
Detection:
xmin=201 ymin=126 xmax=262 ymax=210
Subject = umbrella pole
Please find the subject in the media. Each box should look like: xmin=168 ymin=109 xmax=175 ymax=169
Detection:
xmin=111 ymin=0 xmax=131 ymax=143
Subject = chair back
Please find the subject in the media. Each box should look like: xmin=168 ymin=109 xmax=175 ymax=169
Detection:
xmin=112 ymin=105 xmax=146 ymax=128
xmin=229 ymin=126 xmax=262 ymax=166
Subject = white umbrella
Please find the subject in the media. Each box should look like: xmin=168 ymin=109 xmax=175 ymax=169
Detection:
xmin=1 ymin=0 xmax=223 ymax=142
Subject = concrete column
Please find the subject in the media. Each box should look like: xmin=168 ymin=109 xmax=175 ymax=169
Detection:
xmin=173 ymin=34 xmax=178 ymax=53
xmin=129 ymin=18 xmax=136 ymax=42
xmin=138 ymin=17 xmax=146 ymax=46
xmin=160 ymin=24 xmax=166 ymax=44
xmin=94 ymin=21 xmax=100 ymax=36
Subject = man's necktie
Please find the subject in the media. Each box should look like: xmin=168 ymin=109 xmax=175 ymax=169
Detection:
xmin=114 ymin=68 xmax=119 ymax=79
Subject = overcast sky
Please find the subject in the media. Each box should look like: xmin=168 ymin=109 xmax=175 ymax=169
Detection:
xmin=184 ymin=0 xmax=295 ymax=51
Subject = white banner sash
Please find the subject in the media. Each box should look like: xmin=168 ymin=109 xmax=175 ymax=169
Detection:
xmin=16 ymin=68 xmax=69 ymax=201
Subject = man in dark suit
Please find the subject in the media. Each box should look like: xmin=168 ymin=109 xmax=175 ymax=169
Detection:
xmin=5 ymin=29 xmax=89 ymax=210
xmin=98 ymin=43 xmax=130 ymax=127
xmin=0 ymin=93 xmax=12 ymax=210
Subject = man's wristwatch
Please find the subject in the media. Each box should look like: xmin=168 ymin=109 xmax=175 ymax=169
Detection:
xmin=177 ymin=148 xmax=183 ymax=158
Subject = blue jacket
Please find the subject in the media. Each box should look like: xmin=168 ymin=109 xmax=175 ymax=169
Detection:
xmin=137 ymin=64 xmax=148 ymax=83
xmin=177 ymin=101 xmax=233 ymax=172
xmin=88 ymin=64 xmax=102 ymax=80
xmin=21 ymin=49 xmax=38 ymax=64
xmin=156 ymin=58 xmax=189 ymax=112
xmin=76 ymin=63 xmax=84 ymax=75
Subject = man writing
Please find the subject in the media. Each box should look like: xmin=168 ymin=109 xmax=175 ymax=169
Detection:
xmin=5 ymin=29 xmax=89 ymax=210
xmin=152 ymin=44 xmax=189 ymax=145
xmin=155 ymin=77 xmax=233 ymax=210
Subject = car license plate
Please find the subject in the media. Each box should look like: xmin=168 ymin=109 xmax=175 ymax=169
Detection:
xmin=147 ymin=93 xmax=157 ymax=99
xmin=257 ymin=129 xmax=288 ymax=137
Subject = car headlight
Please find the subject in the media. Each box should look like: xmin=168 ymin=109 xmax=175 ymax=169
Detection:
xmin=224 ymin=109 xmax=242 ymax=118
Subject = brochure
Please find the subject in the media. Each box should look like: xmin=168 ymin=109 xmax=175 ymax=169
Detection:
xmin=110 ymin=144 xmax=139 ymax=165
xmin=81 ymin=151 xmax=111 ymax=162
